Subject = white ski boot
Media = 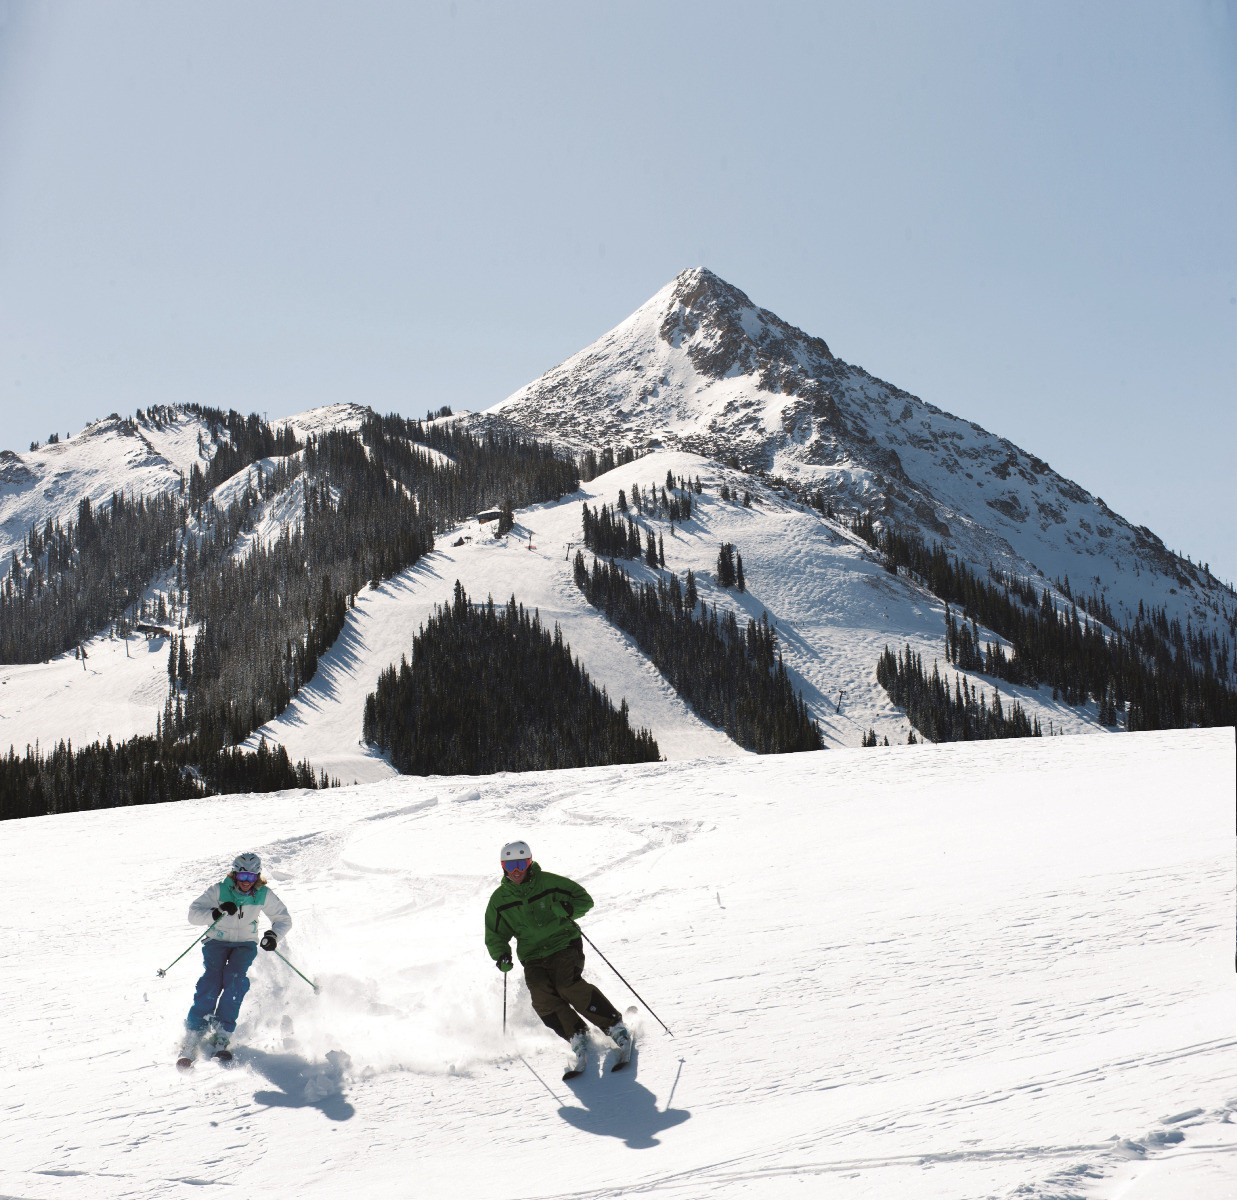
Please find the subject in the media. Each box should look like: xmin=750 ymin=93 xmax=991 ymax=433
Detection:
xmin=206 ymin=1027 xmax=233 ymax=1064
xmin=176 ymin=1028 xmax=203 ymax=1072
xmin=608 ymin=1021 xmax=634 ymax=1072
xmin=563 ymin=1030 xmax=588 ymax=1081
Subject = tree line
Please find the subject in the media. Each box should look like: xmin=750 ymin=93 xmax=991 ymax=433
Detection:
xmin=0 ymin=735 xmax=328 ymax=821
xmin=363 ymin=582 xmax=661 ymax=774
xmin=851 ymin=515 xmax=1237 ymax=732
xmin=2 ymin=492 xmax=185 ymax=662
xmin=365 ymin=411 xmax=579 ymax=528
xmin=574 ymin=552 xmax=823 ymax=754
xmin=874 ymin=644 xmax=1040 ymax=744
xmin=2 ymin=407 xmax=585 ymax=815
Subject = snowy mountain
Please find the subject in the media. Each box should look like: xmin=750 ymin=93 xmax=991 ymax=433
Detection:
xmin=2 ymin=299 xmax=1234 ymax=1197
xmin=486 ymin=269 xmax=1237 ymax=649
xmin=2 ymin=278 xmax=1234 ymax=783
xmin=0 ymin=407 xmax=216 ymax=562
xmin=2 ymin=728 xmax=1232 ymax=1199
xmin=238 ymin=448 xmax=1111 ymax=786
xmin=0 ymin=402 xmax=358 ymax=564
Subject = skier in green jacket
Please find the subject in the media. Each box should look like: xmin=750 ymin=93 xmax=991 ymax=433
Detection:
xmin=485 ymin=840 xmax=632 ymax=1076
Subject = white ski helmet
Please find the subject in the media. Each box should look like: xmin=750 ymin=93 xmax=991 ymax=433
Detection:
xmin=500 ymin=841 xmax=531 ymax=864
xmin=232 ymin=852 xmax=262 ymax=874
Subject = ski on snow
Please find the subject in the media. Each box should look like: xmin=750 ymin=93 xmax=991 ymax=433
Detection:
xmin=563 ymin=1008 xmax=638 ymax=1079
xmin=177 ymin=1047 xmax=234 ymax=1071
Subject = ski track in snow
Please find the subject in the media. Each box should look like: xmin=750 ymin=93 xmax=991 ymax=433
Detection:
xmin=0 ymin=729 xmax=1232 ymax=1200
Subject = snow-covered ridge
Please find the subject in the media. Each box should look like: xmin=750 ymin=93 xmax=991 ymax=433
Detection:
xmin=275 ymin=402 xmax=373 ymax=441
xmin=0 ymin=409 xmax=217 ymax=562
xmin=488 ymin=268 xmax=1237 ymax=652
xmin=0 ymin=403 xmax=393 ymax=566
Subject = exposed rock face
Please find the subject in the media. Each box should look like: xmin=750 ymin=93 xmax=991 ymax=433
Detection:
xmin=485 ymin=268 xmax=1235 ymax=642
xmin=0 ymin=451 xmax=35 ymax=488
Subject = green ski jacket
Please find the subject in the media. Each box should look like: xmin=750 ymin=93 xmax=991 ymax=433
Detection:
xmin=484 ymin=863 xmax=595 ymax=964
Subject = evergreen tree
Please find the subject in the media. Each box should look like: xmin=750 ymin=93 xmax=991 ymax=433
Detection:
xmin=575 ymin=555 xmax=823 ymax=754
xmin=854 ymin=520 xmax=1236 ymax=731
xmin=498 ymin=497 xmax=515 ymax=536
xmin=363 ymin=583 xmax=660 ymax=774
xmin=875 ymin=644 xmax=1040 ymax=743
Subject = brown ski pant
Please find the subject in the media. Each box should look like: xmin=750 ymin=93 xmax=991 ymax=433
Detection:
xmin=523 ymin=938 xmax=622 ymax=1042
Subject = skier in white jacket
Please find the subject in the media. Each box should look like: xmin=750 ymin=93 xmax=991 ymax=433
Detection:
xmin=179 ymin=852 xmax=292 ymax=1065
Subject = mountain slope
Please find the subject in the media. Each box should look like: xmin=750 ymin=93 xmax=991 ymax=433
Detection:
xmin=242 ymin=449 xmax=1105 ymax=782
xmin=488 ymin=269 xmax=1237 ymax=652
xmin=1 ymin=729 xmax=1231 ymax=1199
xmin=0 ymin=408 xmax=217 ymax=562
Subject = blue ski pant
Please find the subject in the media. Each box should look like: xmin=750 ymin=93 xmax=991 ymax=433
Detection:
xmin=186 ymin=940 xmax=258 ymax=1034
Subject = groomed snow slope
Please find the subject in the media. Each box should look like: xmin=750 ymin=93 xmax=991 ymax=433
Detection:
xmin=0 ymin=628 xmax=175 ymax=754
xmin=1 ymin=729 xmax=1232 ymax=1200
xmin=247 ymin=450 xmax=1104 ymax=784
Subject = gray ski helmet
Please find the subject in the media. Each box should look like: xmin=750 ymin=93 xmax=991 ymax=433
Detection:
xmin=232 ymin=852 xmax=262 ymax=874
xmin=500 ymin=840 xmax=531 ymax=864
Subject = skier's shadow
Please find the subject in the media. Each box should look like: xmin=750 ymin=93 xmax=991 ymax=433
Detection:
xmin=233 ymin=1047 xmax=356 ymax=1122
xmin=559 ymin=1052 xmax=690 ymax=1149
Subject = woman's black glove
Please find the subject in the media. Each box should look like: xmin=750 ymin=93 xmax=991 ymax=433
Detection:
xmin=210 ymin=900 xmax=239 ymax=920
xmin=260 ymin=931 xmax=278 ymax=952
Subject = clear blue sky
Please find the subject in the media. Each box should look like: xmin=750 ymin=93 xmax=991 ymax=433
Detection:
xmin=1 ymin=1 xmax=1234 ymax=581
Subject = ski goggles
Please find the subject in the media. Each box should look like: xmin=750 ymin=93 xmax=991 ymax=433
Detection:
xmin=235 ymin=871 xmax=260 ymax=883
xmin=502 ymin=859 xmax=531 ymax=874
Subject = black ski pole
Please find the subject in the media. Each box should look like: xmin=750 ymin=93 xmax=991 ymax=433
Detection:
xmin=579 ymin=930 xmax=674 ymax=1037
xmin=503 ymin=970 xmax=508 ymax=1035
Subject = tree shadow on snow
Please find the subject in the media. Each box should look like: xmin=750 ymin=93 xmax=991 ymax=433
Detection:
xmin=234 ymin=1047 xmax=356 ymax=1122
xmin=559 ymin=1051 xmax=690 ymax=1149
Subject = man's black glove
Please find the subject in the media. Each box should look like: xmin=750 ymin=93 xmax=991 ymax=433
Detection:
xmin=552 ymin=899 xmax=574 ymax=919
xmin=210 ymin=900 xmax=239 ymax=920
xmin=496 ymin=953 xmax=513 ymax=972
xmin=260 ymin=931 xmax=278 ymax=952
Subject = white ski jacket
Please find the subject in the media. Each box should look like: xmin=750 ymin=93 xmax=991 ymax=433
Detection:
xmin=188 ymin=881 xmax=292 ymax=945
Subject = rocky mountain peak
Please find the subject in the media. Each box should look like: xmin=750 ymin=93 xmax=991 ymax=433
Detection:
xmin=482 ymin=269 xmax=1235 ymax=646
xmin=656 ymin=267 xmax=834 ymax=380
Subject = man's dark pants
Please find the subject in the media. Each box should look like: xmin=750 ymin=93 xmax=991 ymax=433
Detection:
xmin=523 ymin=938 xmax=621 ymax=1041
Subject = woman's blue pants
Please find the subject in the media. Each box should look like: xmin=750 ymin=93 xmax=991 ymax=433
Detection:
xmin=186 ymin=941 xmax=258 ymax=1033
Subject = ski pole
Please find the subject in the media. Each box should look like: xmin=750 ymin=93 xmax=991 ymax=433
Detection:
xmin=155 ymin=919 xmax=220 ymax=977
xmin=579 ymin=930 xmax=674 ymax=1038
xmin=274 ymin=948 xmax=319 ymax=993
xmin=503 ymin=970 xmax=508 ymax=1035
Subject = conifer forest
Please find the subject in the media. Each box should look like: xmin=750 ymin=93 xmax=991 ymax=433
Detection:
xmin=362 ymin=582 xmax=661 ymax=774
xmin=573 ymin=552 xmax=823 ymax=754
xmin=849 ymin=514 xmax=1237 ymax=735
xmin=0 ymin=408 xmax=582 ymax=816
